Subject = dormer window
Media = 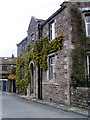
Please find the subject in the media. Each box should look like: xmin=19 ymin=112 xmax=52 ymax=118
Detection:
xmin=31 ymin=33 xmax=34 ymax=41
xmin=85 ymin=15 xmax=90 ymax=37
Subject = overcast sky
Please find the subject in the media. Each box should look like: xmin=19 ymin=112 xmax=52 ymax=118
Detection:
xmin=0 ymin=0 xmax=66 ymax=57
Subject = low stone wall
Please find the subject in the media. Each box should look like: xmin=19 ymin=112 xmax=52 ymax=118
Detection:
xmin=71 ymin=87 xmax=89 ymax=109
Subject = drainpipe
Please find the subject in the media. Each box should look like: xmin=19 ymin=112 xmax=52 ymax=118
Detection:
xmin=38 ymin=23 xmax=42 ymax=100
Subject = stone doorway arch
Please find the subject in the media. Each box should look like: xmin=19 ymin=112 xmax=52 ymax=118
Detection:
xmin=29 ymin=61 xmax=34 ymax=95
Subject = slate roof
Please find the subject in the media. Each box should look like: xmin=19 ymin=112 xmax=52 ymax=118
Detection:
xmin=0 ymin=57 xmax=16 ymax=65
xmin=17 ymin=37 xmax=27 ymax=47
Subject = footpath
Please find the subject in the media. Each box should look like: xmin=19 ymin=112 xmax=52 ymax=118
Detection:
xmin=19 ymin=94 xmax=89 ymax=117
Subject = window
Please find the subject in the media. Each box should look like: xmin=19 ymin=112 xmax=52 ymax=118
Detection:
xmin=85 ymin=15 xmax=90 ymax=36
xmin=2 ymin=66 xmax=7 ymax=71
xmin=22 ymin=42 xmax=26 ymax=52
xmin=49 ymin=56 xmax=56 ymax=79
xmin=21 ymin=66 xmax=24 ymax=79
xmin=49 ymin=20 xmax=55 ymax=41
xmin=31 ymin=33 xmax=34 ymax=41
xmin=87 ymin=55 xmax=90 ymax=78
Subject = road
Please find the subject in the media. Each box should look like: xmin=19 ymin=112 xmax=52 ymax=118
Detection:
xmin=0 ymin=92 xmax=2 ymax=119
xmin=1 ymin=92 xmax=88 ymax=118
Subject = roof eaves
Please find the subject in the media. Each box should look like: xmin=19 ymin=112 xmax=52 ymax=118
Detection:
xmin=17 ymin=37 xmax=27 ymax=47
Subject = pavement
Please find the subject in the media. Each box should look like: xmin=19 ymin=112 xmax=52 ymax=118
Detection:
xmin=18 ymin=94 xmax=89 ymax=117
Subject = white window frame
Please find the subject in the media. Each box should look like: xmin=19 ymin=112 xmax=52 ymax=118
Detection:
xmin=31 ymin=33 xmax=34 ymax=41
xmin=49 ymin=20 xmax=55 ymax=41
xmin=85 ymin=15 xmax=90 ymax=37
xmin=47 ymin=53 xmax=56 ymax=80
xmin=87 ymin=55 xmax=90 ymax=77
xmin=50 ymin=56 xmax=55 ymax=74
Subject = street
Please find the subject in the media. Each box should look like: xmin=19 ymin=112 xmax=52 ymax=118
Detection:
xmin=1 ymin=92 xmax=88 ymax=118
xmin=0 ymin=92 xmax=2 ymax=119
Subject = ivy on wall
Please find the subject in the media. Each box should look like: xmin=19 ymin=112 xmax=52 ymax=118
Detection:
xmin=8 ymin=66 xmax=16 ymax=80
xmin=70 ymin=5 xmax=87 ymax=88
xmin=8 ymin=74 xmax=16 ymax=80
xmin=33 ymin=34 xmax=63 ymax=70
xmin=16 ymin=34 xmax=63 ymax=94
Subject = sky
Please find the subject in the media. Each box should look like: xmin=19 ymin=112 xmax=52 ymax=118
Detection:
xmin=0 ymin=0 xmax=66 ymax=57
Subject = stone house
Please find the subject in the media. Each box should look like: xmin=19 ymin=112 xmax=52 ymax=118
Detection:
xmin=17 ymin=1 xmax=90 ymax=107
xmin=0 ymin=55 xmax=16 ymax=92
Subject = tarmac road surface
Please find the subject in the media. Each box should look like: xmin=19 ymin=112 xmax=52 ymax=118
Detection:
xmin=2 ymin=92 xmax=89 ymax=119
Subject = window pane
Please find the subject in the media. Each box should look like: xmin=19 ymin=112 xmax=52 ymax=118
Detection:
xmin=50 ymin=57 xmax=55 ymax=64
xmin=89 ymin=56 xmax=90 ymax=64
xmin=86 ymin=16 xmax=90 ymax=22
xmin=53 ymin=65 xmax=55 ymax=73
xmin=50 ymin=66 xmax=55 ymax=73
xmin=50 ymin=66 xmax=53 ymax=73
xmin=52 ymin=22 xmax=55 ymax=40
xmin=49 ymin=55 xmax=56 ymax=79
xmin=50 ymin=29 xmax=52 ymax=40
xmin=2 ymin=66 xmax=7 ymax=71
xmin=50 ymin=24 xmax=52 ymax=29
xmin=31 ymin=34 xmax=34 ymax=40
xmin=87 ymin=24 xmax=90 ymax=36
xmin=89 ymin=65 xmax=90 ymax=74
xmin=49 ymin=21 xmax=55 ymax=41
xmin=21 ymin=66 xmax=24 ymax=79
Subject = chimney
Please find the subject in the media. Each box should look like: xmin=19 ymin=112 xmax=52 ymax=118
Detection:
xmin=12 ymin=54 xmax=14 ymax=58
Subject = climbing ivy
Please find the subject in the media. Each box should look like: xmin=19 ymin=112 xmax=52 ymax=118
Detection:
xmin=16 ymin=34 xmax=63 ymax=94
xmin=16 ymin=52 xmax=30 ymax=95
xmin=33 ymin=34 xmax=63 ymax=70
xmin=16 ymin=57 xmax=21 ymax=81
xmin=70 ymin=5 xmax=87 ymax=88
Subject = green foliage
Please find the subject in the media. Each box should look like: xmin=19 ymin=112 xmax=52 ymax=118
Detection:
xmin=16 ymin=34 xmax=63 ymax=94
xmin=24 ymin=44 xmax=30 ymax=52
xmin=70 ymin=5 xmax=87 ymax=88
xmin=16 ymin=54 xmax=30 ymax=95
xmin=16 ymin=57 xmax=21 ymax=80
xmin=8 ymin=65 xmax=16 ymax=80
xmin=16 ymin=79 xmax=27 ymax=95
xmin=48 ymin=35 xmax=63 ymax=54
xmin=8 ymin=74 xmax=16 ymax=80
xmin=10 ymin=66 xmax=16 ymax=74
xmin=71 ymin=48 xmax=87 ymax=88
xmin=33 ymin=34 xmax=63 ymax=70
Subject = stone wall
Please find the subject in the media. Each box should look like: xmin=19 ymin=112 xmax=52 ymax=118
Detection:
xmin=27 ymin=17 xmax=38 ymax=50
xmin=16 ymin=1 xmax=90 ymax=107
xmin=41 ymin=3 xmax=74 ymax=106
xmin=71 ymin=87 xmax=89 ymax=109
xmin=41 ymin=2 xmax=90 ymax=106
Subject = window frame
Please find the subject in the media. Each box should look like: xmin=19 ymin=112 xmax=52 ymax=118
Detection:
xmin=31 ymin=33 xmax=35 ymax=41
xmin=49 ymin=20 xmax=55 ymax=41
xmin=85 ymin=14 xmax=90 ymax=37
xmin=2 ymin=66 xmax=7 ymax=71
xmin=21 ymin=66 xmax=24 ymax=79
xmin=49 ymin=56 xmax=55 ymax=74
xmin=47 ymin=54 xmax=56 ymax=80
xmin=87 ymin=55 xmax=90 ymax=75
xmin=22 ymin=42 xmax=26 ymax=52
